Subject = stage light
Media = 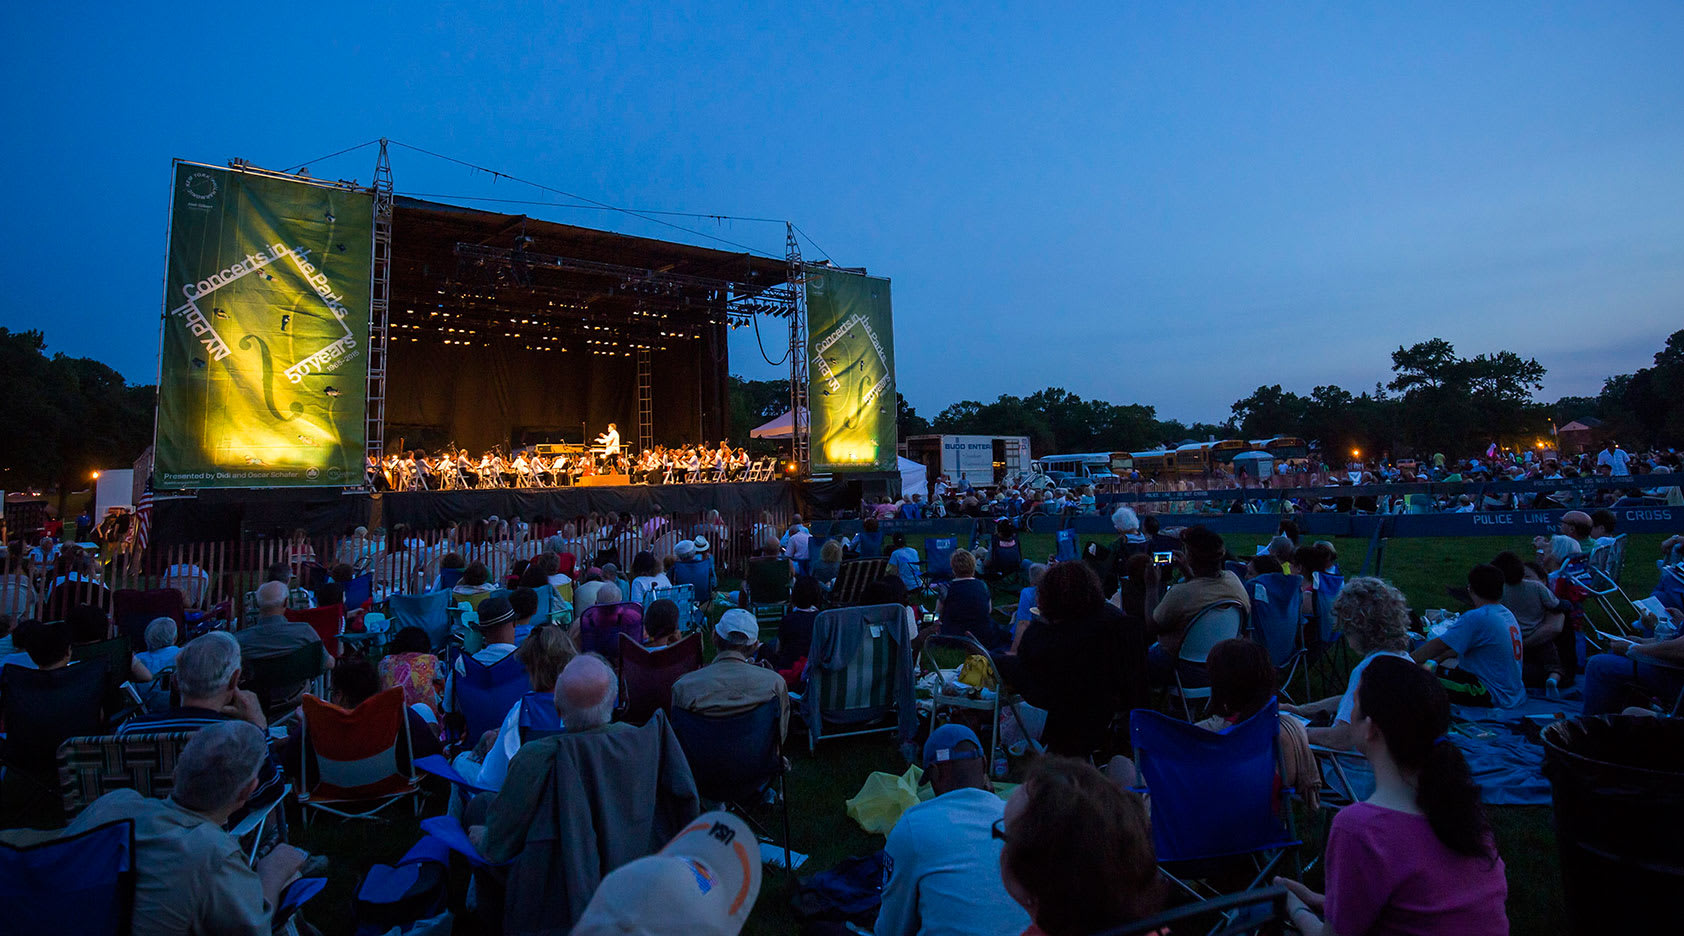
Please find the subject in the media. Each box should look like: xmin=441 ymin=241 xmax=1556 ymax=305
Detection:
xmin=90 ymin=471 xmax=101 ymax=480
xmin=1351 ymin=448 xmax=1361 ymax=458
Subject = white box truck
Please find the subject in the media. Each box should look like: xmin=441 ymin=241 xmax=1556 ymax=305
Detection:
xmin=902 ymin=434 xmax=1032 ymax=492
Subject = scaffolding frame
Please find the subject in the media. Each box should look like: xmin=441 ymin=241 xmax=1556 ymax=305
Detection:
xmin=366 ymin=140 xmax=394 ymax=470
xmin=785 ymin=224 xmax=809 ymax=475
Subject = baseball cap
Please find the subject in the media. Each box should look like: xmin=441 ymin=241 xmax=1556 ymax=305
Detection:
xmin=923 ymin=723 xmax=983 ymax=769
xmin=675 ymin=540 xmax=697 ymax=560
xmin=714 ymin=609 xmax=758 ymax=644
xmin=572 ymin=811 xmax=762 ymax=936
xmin=474 ymin=595 xmax=515 ymax=630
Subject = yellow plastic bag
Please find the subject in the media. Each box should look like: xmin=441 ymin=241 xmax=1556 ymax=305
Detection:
xmin=956 ymin=654 xmax=997 ymax=690
xmin=845 ymin=765 xmax=924 ymax=834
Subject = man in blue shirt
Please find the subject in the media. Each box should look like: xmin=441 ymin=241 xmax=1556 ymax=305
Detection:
xmin=875 ymin=724 xmax=1028 ymax=936
xmin=1413 ymin=564 xmax=1526 ymax=708
xmin=888 ymin=534 xmax=922 ymax=590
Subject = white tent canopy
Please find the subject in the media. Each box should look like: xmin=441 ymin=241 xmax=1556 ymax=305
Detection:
xmin=750 ymin=408 xmax=808 ymax=440
xmin=897 ymin=456 xmax=927 ymax=499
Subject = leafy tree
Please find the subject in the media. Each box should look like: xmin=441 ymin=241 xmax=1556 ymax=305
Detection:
xmin=725 ymin=376 xmax=789 ymax=445
xmin=0 ymin=328 xmax=155 ymax=509
xmin=895 ymin=392 xmax=932 ymax=439
xmin=1230 ymin=384 xmax=1308 ymax=438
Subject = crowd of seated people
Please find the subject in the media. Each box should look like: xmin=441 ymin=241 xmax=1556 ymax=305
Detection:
xmin=11 ymin=485 xmax=1684 ymax=935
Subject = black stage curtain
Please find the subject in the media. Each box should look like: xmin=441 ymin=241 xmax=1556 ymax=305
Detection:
xmin=385 ymin=332 xmax=727 ymax=454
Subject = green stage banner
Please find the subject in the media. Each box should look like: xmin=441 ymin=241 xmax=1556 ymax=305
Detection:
xmin=806 ymin=268 xmax=897 ymax=472
xmin=155 ymin=163 xmax=372 ymax=488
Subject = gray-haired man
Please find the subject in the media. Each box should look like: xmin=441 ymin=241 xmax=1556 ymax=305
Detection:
xmin=64 ymin=722 xmax=311 ymax=935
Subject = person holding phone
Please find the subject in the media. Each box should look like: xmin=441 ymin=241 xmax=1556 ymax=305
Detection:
xmin=1144 ymin=526 xmax=1249 ymax=686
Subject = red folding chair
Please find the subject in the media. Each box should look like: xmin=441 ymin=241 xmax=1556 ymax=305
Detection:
xmin=296 ymin=688 xmax=421 ymax=822
xmin=285 ymin=604 xmax=345 ymax=658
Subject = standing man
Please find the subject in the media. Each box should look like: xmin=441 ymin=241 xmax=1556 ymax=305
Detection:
xmin=1597 ymin=439 xmax=1631 ymax=477
xmin=596 ymin=422 xmax=622 ymax=469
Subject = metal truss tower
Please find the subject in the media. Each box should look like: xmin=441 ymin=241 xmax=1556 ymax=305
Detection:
xmin=366 ymin=139 xmax=394 ymax=471
xmin=786 ymin=223 xmax=809 ymax=475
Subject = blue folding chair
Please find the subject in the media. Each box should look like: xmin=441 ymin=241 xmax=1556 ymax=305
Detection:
xmin=670 ymin=697 xmax=791 ymax=871
xmin=0 ymin=818 xmax=135 ymax=936
xmin=438 ymin=566 xmax=466 ymax=592
xmin=1054 ymin=528 xmax=1078 ymax=563
xmin=515 ymin=689 xmax=564 ymax=742
xmin=1247 ymin=573 xmax=1307 ymax=702
xmin=343 ymin=572 xmax=374 ymax=610
xmin=353 ymin=835 xmax=451 ymax=934
xmin=1308 ymin=570 xmax=1350 ymax=690
xmin=1131 ymin=699 xmax=1300 ymax=900
xmin=920 ymin=536 xmax=958 ymax=593
xmin=389 ymin=590 xmax=452 ymax=651
xmin=453 ymin=652 xmax=532 ymax=744
xmin=649 ymin=583 xmax=700 ymax=632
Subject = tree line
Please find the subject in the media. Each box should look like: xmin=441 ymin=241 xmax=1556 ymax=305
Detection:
xmin=733 ymin=330 xmax=1682 ymax=460
xmin=0 ymin=328 xmax=155 ymax=499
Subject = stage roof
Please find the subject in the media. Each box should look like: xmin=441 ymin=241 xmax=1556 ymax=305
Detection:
xmin=390 ymin=197 xmax=795 ymax=352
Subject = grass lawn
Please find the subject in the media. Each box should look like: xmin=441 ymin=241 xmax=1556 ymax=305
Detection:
xmin=295 ymin=532 xmax=1669 ymax=935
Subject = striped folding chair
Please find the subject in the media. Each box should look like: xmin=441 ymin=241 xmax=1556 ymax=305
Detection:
xmin=801 ymin=604 xmax=915 ymax=752
xmin=296 ymin=688 xmax=421 ymax=822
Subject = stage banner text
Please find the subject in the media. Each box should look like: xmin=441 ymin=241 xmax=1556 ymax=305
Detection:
xmin=155 ymin=163 xmax=372 ymax=488
xmin=805 ymin=269 xmax=897 ymax=472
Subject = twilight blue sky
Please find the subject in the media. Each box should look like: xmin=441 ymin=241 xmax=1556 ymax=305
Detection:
xmin=3 ymin=1 xmax=1681 ymax=423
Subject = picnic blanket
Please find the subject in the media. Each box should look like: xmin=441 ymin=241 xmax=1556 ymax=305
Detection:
xmin=1447 ymin=688 xmax=1584 ymax=806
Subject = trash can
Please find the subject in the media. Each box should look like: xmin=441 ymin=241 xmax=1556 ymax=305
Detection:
xmin=1541 ymin=716 xmax=1684 ymax=935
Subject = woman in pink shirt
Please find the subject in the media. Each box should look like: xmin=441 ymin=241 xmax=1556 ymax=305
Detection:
xmin=1276 ymin=655 xmax=1508 ymax=935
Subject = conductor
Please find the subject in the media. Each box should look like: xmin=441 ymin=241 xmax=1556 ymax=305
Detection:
xmin=595 ymin=422 xmax=621 ymax=467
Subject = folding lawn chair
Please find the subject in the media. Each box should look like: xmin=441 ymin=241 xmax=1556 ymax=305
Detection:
xmin=1053 ymin=528 xmax=1079 ymax=563
xmin=830 ymin=557 xmax=889 ymax=606
xmin=1167 ymin=600 xmax=1247 ymax=720
xmin=919 ymin=537 xmax=958 ymax=596
xmin=243 ymin=642 xmax=329 ymax=720
xmin=1091 ymin=885 xmax=1291 ymax=936
xmin=56 ymin=731 xmax=288 ymax=864
xmin=0 ymin=818 xmax=136 ymax=936
xmin=670 ymin=697 xmax=793 ymax=872
xmin=577 ymin=601 xmax=646 ymax=664
xmin=1567 ymin=539 xmax=1644 ymax=639
xmin=285 ymin=603 xmax=345 ymax=658
xmin=744 ymin=556 xmax=793 ymax=629
xmin=296 ymin=687 xmax=422 ymax=821
xmin=801 ymin=604 xmax=916 ymax=752
xmin=388 ymin=590 xmax=452 ymax=651
xmin=1 ymin=659 xmax=113 ymax=828
xmin=919 ymin=633 xmax=1009 ymax=769
xmin=452 ymin=651 xmax=533 ymax=744
xmin=619 ymin=633 xmax=703 ymax=725
xmin=1247 ymin=573 xmax=1307 ymax=702
xmin=112 ymin=589 xmax=186 ymax=652
xmin=648 ymin=583 xmax=699 ymax=631
xmin=1131 ymin=699 xmax=1301 ymax=901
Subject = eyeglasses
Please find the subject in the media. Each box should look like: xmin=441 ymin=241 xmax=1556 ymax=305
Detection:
xmin=991 ymin=818 xmax=1008 ymax=843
